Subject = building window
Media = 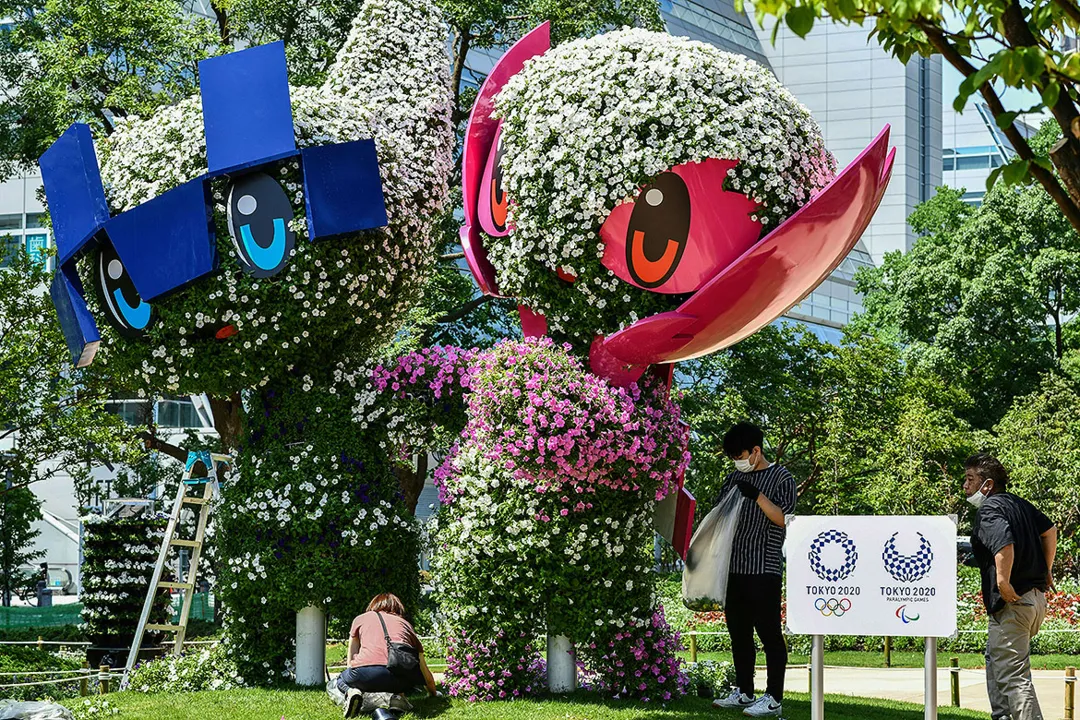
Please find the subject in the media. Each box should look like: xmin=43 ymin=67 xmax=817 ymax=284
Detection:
xmin=1 ymin=235 xmax=20 ymax=267
xmin=943 ymin=146 xmax=1005 ymax=173
xmin=105 ymin=398 xmax=152 ymax=426
xmin=0 ymin=214 xmax=21 ymax=230
xmin=25 ymin=213 xmax=45 ymax=229
xmin=157 ymin=398 xmax=203 ymax=428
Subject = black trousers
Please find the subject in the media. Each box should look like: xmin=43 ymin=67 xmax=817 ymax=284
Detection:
xmin=725 ymin=573 xmax=787 ymax=701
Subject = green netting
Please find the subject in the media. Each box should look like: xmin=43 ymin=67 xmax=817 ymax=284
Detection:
xmin=0 ymin=603 xmax=83 ymax=628
xmin=172 ymin=593 xmax=215 ymax=622
xmin=0 ymin=592 xmax=215 ymax=629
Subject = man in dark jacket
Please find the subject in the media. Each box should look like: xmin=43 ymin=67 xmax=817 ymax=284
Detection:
xmin=964 ymin=453 xmax=1057 ymax=720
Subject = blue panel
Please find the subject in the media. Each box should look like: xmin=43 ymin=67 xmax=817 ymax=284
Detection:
xmin=39 ymin=124 xmax=109 ymax=266
xmin=50 ymin=264 xmax=101 ymax=368
xmin=301 ymin=140 xmax=388 ymax=241
xmin=199 ymin=41 xmax=297 ymax=176
xmin=104 ymin=178 xmax=217 ymax=301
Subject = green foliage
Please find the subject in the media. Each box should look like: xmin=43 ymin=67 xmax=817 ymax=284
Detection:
xmin=738 ymin=0 xmax=1080 ymax=208
xmin=0 ymin=485 xmax=43 ymax=606
xmin=679 ymin=324 xmax=980 ymax=523
xmin=854 ymin=180 xmax=1080 ymax=428
xmin=214 ymin=373 xmax=422 ymax=684
xmin=991 ymin=369 xmax=1080 ymax=576
xmin=0 ymin=0 xmax=220 ymax=176
xmin=0 ymin=245 xmax=140 ymax=504
xmin=0 ymin=645 xmax=85 ymax=701
xmin=683 ymin=659 xmax=736 ymax=697
xmin=80 ymin=515 xmax=171 ymax=660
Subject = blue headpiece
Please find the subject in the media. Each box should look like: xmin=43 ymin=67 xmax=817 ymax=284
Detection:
xmin=42 ymin=41 xmax=388 ymax=367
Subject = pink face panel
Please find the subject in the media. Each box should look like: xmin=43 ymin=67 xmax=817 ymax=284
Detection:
xmin=478 ymin=123 xmax=511 ymax=238
xmin=600 ymin=159 xmax=762 ymax=295
xmin=460 ymin=22 xmax=551 ymax=297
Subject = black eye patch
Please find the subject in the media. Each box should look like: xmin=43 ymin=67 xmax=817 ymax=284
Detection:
xmin=94 ymin=242 xmax=153 ymax=337
xmin=226 ymin=171 xmax=296 ymax=278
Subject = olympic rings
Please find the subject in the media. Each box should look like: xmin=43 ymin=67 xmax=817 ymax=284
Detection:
xmin=814 ymin=597 xmax=852 ymax=617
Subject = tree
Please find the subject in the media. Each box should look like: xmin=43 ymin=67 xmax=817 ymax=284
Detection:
xmin=0 ymin=482 xmax=44 ymax=606
xmin=992 ymin=361 xmax=1080 ymax=576
xmin=741 ymin=0 xmax=1080 ymax=238
xmin=0 ymin=0 xmax=220 ymax=178
xmin=679 ymin=323 xmax=980 ymax=520
xmin=0 ymin=246 xmax=140 ymax=499
xmin=853 ymin=179 xmax=1080 ymax=427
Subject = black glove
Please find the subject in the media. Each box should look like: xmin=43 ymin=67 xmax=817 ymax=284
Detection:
xmin=736 ymin=480 xmax=760 ymax=500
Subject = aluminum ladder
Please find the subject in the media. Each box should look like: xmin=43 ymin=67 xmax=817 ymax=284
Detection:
xmin=121 ymin=450 xmax=230 ymax=687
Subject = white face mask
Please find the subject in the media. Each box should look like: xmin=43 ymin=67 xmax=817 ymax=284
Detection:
xmin=966 ymin=480 xmax=990 ymax=508
xmin=734 ymin=450 xmax=757 ymax=473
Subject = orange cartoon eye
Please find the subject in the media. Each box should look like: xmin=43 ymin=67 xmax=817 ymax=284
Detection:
xmin=478 ymin=124 xmax=511 ymax=238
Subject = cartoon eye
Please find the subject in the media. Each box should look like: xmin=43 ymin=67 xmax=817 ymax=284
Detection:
xmin=477 ymin=123 xmax=511 ymax=238
xmin=624 ymin=174 xmax=691 ymax=288
xmin=94 ymin=242 xmax=153 ymax=337
xmin=599 ymin=158 xmax=763 ymax=295
xmin=226 ymin=171 xmax=296 ymax=278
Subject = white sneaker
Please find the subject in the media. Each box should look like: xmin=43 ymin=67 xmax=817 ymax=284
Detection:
xmin=712 ymin=688 xmax=755 ymax=708
xmin=743 ymin=693 xmax=782 ymax=717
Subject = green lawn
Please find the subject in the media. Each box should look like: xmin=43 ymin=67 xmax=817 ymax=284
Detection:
xmin=687 ymin=650 xmax=1080 ymax=671
xmin=66 ymin=689 xmax=992 ymax=720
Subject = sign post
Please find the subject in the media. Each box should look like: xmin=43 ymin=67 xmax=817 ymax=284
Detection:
xmin=811 ymin=634 xmax=824 ymax=720
xmin=786 ymin=516 xmax=958 ymax=718
xmin=925 ymin=637 xmax=937 ymax=720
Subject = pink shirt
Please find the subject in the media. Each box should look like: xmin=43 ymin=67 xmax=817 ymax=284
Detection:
xmin=348 ymin=611 xmax=423 ymax=668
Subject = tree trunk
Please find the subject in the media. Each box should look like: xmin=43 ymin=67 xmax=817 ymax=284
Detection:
xmin=209 ymin=392 xmax=243 ymax=452
xmin=392 ymin=454 xmax=428 ymax=516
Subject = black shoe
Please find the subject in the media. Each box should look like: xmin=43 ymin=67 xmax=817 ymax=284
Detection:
xmin=344 ymin=689 xmax=363 ymax=718
xmin=371 ymin=709 xmax=401 ymax=720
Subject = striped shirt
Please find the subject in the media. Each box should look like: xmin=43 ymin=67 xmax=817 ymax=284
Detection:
xmin=714 ymin=464 xmax=797 ymax=576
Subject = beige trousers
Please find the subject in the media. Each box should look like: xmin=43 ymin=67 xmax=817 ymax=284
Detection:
xmin=985 ymin=588 xmax=1047 ymax=720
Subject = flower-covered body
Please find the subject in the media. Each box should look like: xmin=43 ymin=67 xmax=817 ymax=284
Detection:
xmin=368 ymin=338 xmax=692 ymax=701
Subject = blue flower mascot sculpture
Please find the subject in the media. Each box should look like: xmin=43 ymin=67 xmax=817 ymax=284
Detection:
xmin=40 ymin=0 xmax=453 ymax=684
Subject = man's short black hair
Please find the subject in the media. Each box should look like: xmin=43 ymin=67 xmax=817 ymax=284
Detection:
xmin=965 ymin=452 xmax=1008 ymax=492
xmin=723 ymin=422 xmax=764 ymax=458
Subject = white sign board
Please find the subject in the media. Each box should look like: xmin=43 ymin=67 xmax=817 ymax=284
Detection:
xmin=786 ymin=515 xmax=957 ymax=638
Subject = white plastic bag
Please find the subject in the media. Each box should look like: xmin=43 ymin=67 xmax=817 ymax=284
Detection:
xmin=0 ymin=701 xmax=74 ymax=720
xmin=682 ymin=488 xmax=743 ymax=611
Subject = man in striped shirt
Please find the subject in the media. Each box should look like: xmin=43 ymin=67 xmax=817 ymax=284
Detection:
xmin=711 ymin=422 xmax=797 ymax=718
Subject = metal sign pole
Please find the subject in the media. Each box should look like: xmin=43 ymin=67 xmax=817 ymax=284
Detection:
xmin=812 ymin=634 xmax=825 ymax=720
xmin=924 ymin=636 xmax=938 ymax=720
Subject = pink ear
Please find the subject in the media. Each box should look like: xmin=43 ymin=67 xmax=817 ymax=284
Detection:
xmin=460 ymin=22 xmax=551 ymax=297
xmin=599 ymin=125 xmax=895 ymax=366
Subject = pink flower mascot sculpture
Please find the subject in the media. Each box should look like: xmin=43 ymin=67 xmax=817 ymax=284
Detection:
xmin=370 ymin=22 xmax=893 ymax=703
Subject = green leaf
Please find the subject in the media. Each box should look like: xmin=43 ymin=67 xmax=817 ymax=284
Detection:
xmin=985 ymin=166 xmax=1003 ymax=192
xmin=1001 ymin=159 xmax=1031 ymax=185
xmin=995 ymin=110 xmax=1020 ymax=130
xmin=1042 ymin=82 xmax=1060 ymax=109
xmin=785 ymin=5 xmax=817 ymax=38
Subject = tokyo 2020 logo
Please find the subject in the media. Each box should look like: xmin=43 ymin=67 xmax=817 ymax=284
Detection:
xmin=808 ymin=530 xmax=858 ymax=582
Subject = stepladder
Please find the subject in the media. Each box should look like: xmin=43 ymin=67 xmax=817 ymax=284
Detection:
xmin=121 ymin=450 xmax=230 ymax=687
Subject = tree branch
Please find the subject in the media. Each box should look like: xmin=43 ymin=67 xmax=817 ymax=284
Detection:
xmin=436 ymin=294 xmax=494 ymax=325
xmin=441 ymin=252 xmax=465 ymax=261
xmin=210 ymin=1 xmax=230 ymax=44
xmin=450 ymin=27 xmax=473 ymax=126
xmin=920 ymin=24 xmax=1080 ymax=234
xmin=137 ymin=431 xmax=189 ymax=464
xmin=1051 ymin=0 xmax=1080 ymax=29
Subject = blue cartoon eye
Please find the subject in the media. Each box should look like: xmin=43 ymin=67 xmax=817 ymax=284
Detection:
xmin=94 ymin=243 xmax=153 ymax=337
xmin=227 ymin=171 xmax=295 ymax=278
